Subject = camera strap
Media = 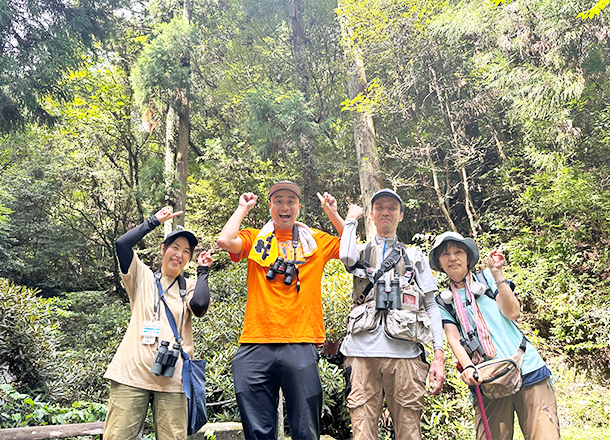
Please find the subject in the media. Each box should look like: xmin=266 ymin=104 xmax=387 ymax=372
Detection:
xmin=450 ymin=276 xmax=496 ymax=363
xmin=160 ymin=296 xmax=192 ymax=363
xmin=291 ymin=224 xmax=301 ymax=293
xmin=355 ymin=244 xmax=405 ymax=305
xmin=155 ymin=272 xmax=186 ymax=345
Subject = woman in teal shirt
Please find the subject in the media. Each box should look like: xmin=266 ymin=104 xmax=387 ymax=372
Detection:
xmin=429 ymin=232 xmax=560 ymax=440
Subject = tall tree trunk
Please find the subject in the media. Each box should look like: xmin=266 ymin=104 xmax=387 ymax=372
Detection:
xmin=290 ymin=0 xmax=309 ymax=100
xmin=163 ymin=0 xmax=192 ymax=234
xmin=175 ymin=90 xmax=189 ymax=228
xmin=427 ymin=62 xmax=479 ymax=236
xmin=458 ymin=159 xmax=477 ymax=236
xmin=491 ymin=126 xmax=507 ymax=162
xmin=339 ymin=8 xmax=383 ymax=240
xmin=183 ymin=0 xmax=192 ymax=22
xmin=164 ymin=104 xmax=178 ymax=237
xmin=173 ymin=0 xmax=192 ymax=229
xmin=289 ymin=0 xmax=319 ymax=223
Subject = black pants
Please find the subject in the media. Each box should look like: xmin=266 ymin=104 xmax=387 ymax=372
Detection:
xmin=231 ymin=343 xmax=322 ymax=440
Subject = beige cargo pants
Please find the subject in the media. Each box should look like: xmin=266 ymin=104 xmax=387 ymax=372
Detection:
xmin=345 ymin=356 xmax=429 ymax=440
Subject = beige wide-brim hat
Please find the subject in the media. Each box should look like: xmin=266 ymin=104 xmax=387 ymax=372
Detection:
xmin=428 ymin=231 xmax=479 ymax=272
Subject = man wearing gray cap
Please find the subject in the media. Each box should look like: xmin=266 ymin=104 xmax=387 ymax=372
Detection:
xmin=217 ymin=181 xmax=344 ymax=440
xmin=339 ymin=189 xmax=445 ymax=440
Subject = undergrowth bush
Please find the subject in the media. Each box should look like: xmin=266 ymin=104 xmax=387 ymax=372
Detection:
xmin=52 ymin=290 xmax=130 ymax=403
xmin=0 ymin=281 xmax=127 ymax=427
xmin=0 ymin=280 xmax=61 ymax=396
xmin=0 ymin=383 xmax=106 ymax=428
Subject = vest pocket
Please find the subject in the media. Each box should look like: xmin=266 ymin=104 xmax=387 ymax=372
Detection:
xmin=347 ymin=302 xmax=380 ymax=335
xmin=384 ymin=309 xmax=433 ymax=344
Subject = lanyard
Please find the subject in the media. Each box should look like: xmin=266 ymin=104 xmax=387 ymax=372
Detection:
xmin=154 ymin=273 xmax=185 ymax=344
xmin=154 ymin=277 xmax=177 ymax=320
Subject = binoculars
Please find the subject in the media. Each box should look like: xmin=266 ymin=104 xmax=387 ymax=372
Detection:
xmin=460 ymin=330 xmax=488 ymax=361
xmin=375 ymin=278 xmax=401 ymax=310
xmin=266 ymin=257 xmax=297 ymax=285
xmin=150 ymin=340 xmax=181 ymax=377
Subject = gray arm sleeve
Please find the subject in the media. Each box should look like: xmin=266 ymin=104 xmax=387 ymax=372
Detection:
xmin=424 ymin=291 xmax=444 ymax=352
xmin=339 ymin=218 xmax=360 ymax=268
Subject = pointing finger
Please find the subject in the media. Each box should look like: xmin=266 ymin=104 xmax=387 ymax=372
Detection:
xmin=317 ymin=192 xmax=330 ymax=206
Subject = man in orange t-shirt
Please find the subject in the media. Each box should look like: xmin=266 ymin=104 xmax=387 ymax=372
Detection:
xmin=217 ymin=181 xmax=344 ymax=440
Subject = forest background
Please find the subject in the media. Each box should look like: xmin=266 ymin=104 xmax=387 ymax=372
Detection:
xmin=1 ymin=0 xmax=610 ymax=438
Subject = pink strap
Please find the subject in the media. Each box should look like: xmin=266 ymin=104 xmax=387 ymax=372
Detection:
xmin=451 ymin=273 xmax=497 ymax=363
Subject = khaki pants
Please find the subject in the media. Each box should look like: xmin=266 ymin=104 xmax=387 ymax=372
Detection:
xmin=475 ymin=378 xmax=561 ymax=440
xmin=345 ymin=356 xmax=429 ymax=440
xmin=103 ymin=381 xmax=188 ymax=440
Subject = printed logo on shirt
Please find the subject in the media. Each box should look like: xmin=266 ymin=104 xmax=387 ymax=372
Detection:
xmin=278 ymin=240 xmax=307 ymax=264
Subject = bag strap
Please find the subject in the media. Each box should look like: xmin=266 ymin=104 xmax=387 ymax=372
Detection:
xmin=177 ymin=274 xmax=187 ymax=299
xmin=435 ymin=291 xmax=529 ymax=358
xmin=473 ymin=270 xmax=517 ymax=299
xmin=436 ymin=295 xmax=457 ymax=320
xmin=156 ymin=275 xmax=190 ymax=361
xmin=348 ymin=241 xmax=413 ymax=277
xmin=472 ymin=271 xmax=496 ymax=299
xmin=401 ymin=246 xmax=414 ymax=283
xmin=160 ymin=296 xmax=190 ymax=361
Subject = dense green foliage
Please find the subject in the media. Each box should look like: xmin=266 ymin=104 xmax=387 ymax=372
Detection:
xmin=0 ymin=280 xmax=61 ymax=395
xmin=1 ymin=0 xmax=610 ymax=437
xmin=0 ymin=0 xmax=124 ymax=131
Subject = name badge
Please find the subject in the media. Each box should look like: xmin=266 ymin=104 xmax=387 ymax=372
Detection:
xmin=141 ymin=321 xmax=161 ymax=345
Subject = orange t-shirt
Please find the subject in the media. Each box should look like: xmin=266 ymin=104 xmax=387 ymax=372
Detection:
xmin=231 ymin=228 xmax=340 ymax=344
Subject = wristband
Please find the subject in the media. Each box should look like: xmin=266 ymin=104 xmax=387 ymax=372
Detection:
xmin=496 ymin=279 xmax=508 ymax=286
xmin=463 ymin=364 xmax=476 ymax=372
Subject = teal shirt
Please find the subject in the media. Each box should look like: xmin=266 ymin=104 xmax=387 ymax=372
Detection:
xmin=439 ymin=269 xmax=546 ymax=376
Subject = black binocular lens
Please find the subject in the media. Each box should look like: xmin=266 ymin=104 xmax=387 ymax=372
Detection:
xmin=266 ymin=257 xmax=298 ymax=287
xmin=460 ymin=331 xmax=486 ymax=359
xmin=375 ymin=278 xmax=401 ymax=310
xmin=283 ymin=263 xmax=295 ymax=285
xmin=266 ymin=257 xmax=285 ymax=280
xmin=150 ymin=340 xmax=180 ymax=378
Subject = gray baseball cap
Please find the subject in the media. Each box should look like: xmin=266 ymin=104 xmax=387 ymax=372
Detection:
xmin=164 ymin=227 xmax=198 ymax=251
xmin=371 ymin=188 xmax=403 ymax=211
